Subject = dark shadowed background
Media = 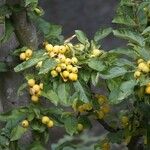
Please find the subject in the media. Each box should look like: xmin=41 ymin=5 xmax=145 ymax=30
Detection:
xmin=40 ymin=0 xmax=124 ymax=49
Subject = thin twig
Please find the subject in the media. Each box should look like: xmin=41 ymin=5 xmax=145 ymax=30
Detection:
xmin=97 ymin=119 xmax=121 ymax=133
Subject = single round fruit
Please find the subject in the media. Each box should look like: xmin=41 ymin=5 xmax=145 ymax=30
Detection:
xmin=142 ymin=65 xmax=149 ymax=73
xmin=51 ymin=70 xmax=58 ymax=77
xmin=36 ymin=90 xmax=41 ymax=96
xmin=42 ymin=116 xmax=50 ymax=124
xmin=20 ymin=53 xmax=26 ymax=60
xmin=25 ymin=57 xmax=30 ymax=61
xmin=145 ymin=86 xmax=150 ymax=94
xmin=47 ymin=120 xmax=54 ymax=128
xmin=74 ymin=44 xmax=85 ymax=51
xmin=146 ymin=82 xmax=150 ymax=87
xmin=31 ymin=95 xmax=39 ymax=103
xmin=69 ymin=73 xmax=78 ymax=81
xmin=59 ymin=45 xmax=67 ymax=54
xmin=33 ymin=84 xmax=40 ymax=93
xmin=62 ymin=70 xmax=69 ymax=78
xmin=82 ymin=103 xmax=92 ymax=111
xmin=45 ymin=44 xmax=53 ymax=52
xmin=25 ymin=49 xmax=33 ymax=57
xmin=49 ymin=52 xmax=55 ymax=58
xmin=58 ymin=54 xmax=66 ymax=59
xmin=97 ymin=95 xmax=107 ymax=105
xmin=101 ymin=105 xmax=110 ymax=113
xmin=55 ymin=66 xmax=62 ymax=73
xmin=92 ymin=49 xmax=101 ymax=57
xmin=39 ymin=83 xmax=43 ymax=90
xmin=21 ymin=120 xmax=29 ymax=128
xmin=59 ymin=57 xmax=66 ymax=63
xmin=28 ymin=79 xmax=35 ymax=87
xmin=121 ymin=116 xmax=129 ymax=124
xmin=60 ymin=63 xmax=67 ymax=70
xmin=53 ymin=45 xmax=60 ymax=53
xmin=147 ymin=60 xmax=150 ymax=66
xmin=71 ymin=57 xmax=78 ymax=64
xmin=134 ymin=70 xmax=141 ymax=79
xmin=138 ymin=62 xmax=149 ymax=73
xmin=65 ymin=58 xmax=72 ymax=65
xmin=71 ymin=67 xmax=78 ymax=73
xmin=66 ymin=65 xmax=73 ymax=72
xmin=78 ymin=106 xmax=85 ymax=113
xmin=29 ymin=88 xmax=36 ymax=95
xmin=65 ymin=43 xmax=73 ymax=51
xmin=77 ymin=123 xmax=84 ymax=131
xmin=102 ymin=142 xmax=110 ymax=150
xmin=97 ymin=111 xmax=105 ymax=119
xmin=137 ymin=59 xmax=144 ymax=64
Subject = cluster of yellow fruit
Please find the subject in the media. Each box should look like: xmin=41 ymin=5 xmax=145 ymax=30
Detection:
xmin=95 ymin=95 xmax=110 ymax=119
xmin=27 ymin=79 xmax=43 ymax=103
xmin=77 ymin=103 xmax=93 ymax=113
xmin=44 ymin=43 xmax=79 ymax=82
xmin=120 ymin=116 xmax=129 ymax=128
xmin=42 ymin=116 xmax=54 ymax=128
xmin=134 ymin=59 xmax=150 ymax=79
xmin=19 ymin=48 xmax=33 ymax=61
xmin=21 ymin=120 xmax=29 ymax=128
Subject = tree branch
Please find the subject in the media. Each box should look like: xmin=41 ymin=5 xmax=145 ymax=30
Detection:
xmin=97 ymin=119 xmax=121 ymax=133
xmin=11 ymin=9 xmax=38 ymax=49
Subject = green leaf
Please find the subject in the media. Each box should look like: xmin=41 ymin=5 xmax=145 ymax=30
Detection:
xmin=118 ymin=80 xmax=137 ymax=100
xmin=17 ymin=83 xmax=28 ymax=96
xmin=112 ymin=15 xmax=136 ymax=27
xmin=0 ymin=5 xmax=11 ymax=17
xmin=75 ymin=30 xmax=89 ymax=45
xmin=0 ymin=109 xmax=25 ymax=122
xmin=142 ymin=26 xmax=150 ymax=35
xmin=113 ymin=29 xmax=145 ymax=46
xmin=109 ymin=80 xmax=137 ymax=104
xmin=0 ymin=62 xmax=7 ymax=72
xmin=29 ymin=15 xmax=62 ymax=42
xmin=39 ymin=58 xmax=57 ymax=74
xmin=31 ymin=121 xmax=46 ymax=133
xmin=91 ymin=72 xmax=100 ymax=86
xmin=107 ymin=130 xmax=124 ymax=144
xmin=94 ymin=27 xmax=112 ymax=42
xmin=64 ymin=116 xmax=78 ymax=135
xmin=100 ymin=67 xmax=127 ymax=79
xmin=10 ymin=125 xmax=27 ymax=141
xmin=0 ymin=135 xmax=9 ymax=147
xmin=115 ymin=58 xmax=135 ymax=67
xmin=88 ymin=59 xmax=105 ymax=72
xmin=108 ymin=48 xmax=137 ymax=59
xmin=14 ymin=51 xmax=48 ymax=72
xmin=120 ymin=0 xmax=134 ymax=6
xmin=42 ymin=90 xmax=59 ymax=105
xmin=57 ymin=83 xmax=69 ymax=104
xmin=29 ymin=141 xmax=46 ymax=150
xmin=25 ymin=0 xmax=38 ymax=6
xmin=135 ymin=47 xmax=150 ymax=61
xmin=0 ymin=21 xmax=14 ymax=44
xmin=73 ymin=81 xmax=89 ymax=103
